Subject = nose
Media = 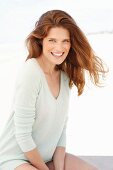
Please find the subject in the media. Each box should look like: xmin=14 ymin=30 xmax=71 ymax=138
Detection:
xmin=54 ymin=42 xmax=64 ymax=51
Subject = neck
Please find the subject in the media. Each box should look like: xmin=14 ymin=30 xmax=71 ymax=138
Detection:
xmin=39 ymin=55 xmax=56 ymax=75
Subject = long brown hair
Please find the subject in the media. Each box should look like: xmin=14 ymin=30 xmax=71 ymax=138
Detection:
xmin=25 ymin=9 xmax=107 ymax=95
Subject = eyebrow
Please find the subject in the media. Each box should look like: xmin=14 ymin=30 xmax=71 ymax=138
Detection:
xmin=48 ymin=38 xmax=70 ymax=41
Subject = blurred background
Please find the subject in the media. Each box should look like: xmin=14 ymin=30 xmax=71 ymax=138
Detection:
xmin=0 ymin=0 xmax=113 ymax=158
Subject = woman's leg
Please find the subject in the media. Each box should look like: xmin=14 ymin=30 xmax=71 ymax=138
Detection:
xmin=46 ymin=153 xmax=99 ymax=170
xmin=46 ymin=161 xmax=55 ymax=170
xmin=64 ymin=153 xmax=98 ymax=170
xmin=15 ymin=163 xmax=39 ymax=170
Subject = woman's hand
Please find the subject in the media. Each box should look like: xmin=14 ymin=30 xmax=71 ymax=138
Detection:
xmin=46 ymin=161 xmax=55 ymax=170
xmin=24 ymin=148 xmax=50 ymax=170
xmin=52 ymin=146 xmax=66 ymax=170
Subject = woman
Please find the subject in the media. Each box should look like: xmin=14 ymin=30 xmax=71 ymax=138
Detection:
xmin=0 ymin=9 xmax=106 ymax=170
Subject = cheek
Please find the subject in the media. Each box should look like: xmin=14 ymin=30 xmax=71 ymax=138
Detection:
xmin=43 ymin=44 xmax=51 ymax=53
xmin=63 ymin=42 xmax=71 ymax=49
xmin=45 ymin=44 xmax=53 ymax=51
xmin=65 ymin=45 xmax=71 ymax=52
xmin=42 ymin=41 xmax=51 ymax=51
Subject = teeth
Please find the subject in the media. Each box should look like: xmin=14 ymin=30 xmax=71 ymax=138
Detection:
xmin=52 ymin=52 xmax=63 ymax=57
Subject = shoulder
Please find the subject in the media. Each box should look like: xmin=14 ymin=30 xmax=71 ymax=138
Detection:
xmin=62 ymin=71 xmax=70 ymax=83
xmin=22 ymin=58 xmax=41 ymax=75
xmin=16 ymin=58 xmax=42 ymax=85
xmin=62 ymin=71 xmax=71 ymax=94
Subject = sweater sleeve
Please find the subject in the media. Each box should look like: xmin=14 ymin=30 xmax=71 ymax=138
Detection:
xmin=13 ymin=60 xmax=41 ymax=152
xmin=57 ymin=116 xmax=68 ymax=148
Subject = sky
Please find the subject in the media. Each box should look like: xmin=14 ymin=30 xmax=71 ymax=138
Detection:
xmin=0 ymin=0 xmax=113 ymax=44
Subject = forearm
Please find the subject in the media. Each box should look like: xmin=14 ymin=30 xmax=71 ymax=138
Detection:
xmin=24 ymin=148 xmax=49 ymax=170
xmin=53 ymin=146 xmax=66 ymax=170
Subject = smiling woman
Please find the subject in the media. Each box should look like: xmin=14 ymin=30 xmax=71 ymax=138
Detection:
xmin=0 ymin=9 xmax=107 ymax=170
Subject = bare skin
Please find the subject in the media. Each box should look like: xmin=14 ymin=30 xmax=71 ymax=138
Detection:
xmin=15 ymin=152 xmax=98 ymax=170
xmin=46 ymin=153 xmax=98 ymax=170
xmin=36 ymin=57 xmax=61 ymax=99
xmin=44 ymin=70 xmax=61 ymax=99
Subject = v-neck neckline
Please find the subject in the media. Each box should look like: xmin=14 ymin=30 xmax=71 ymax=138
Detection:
xmin=31 ymin=58 xmax=62 ymax=101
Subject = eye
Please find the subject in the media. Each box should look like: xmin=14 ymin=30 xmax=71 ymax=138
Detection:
xmin=63 ymin=39 xmax=70 ymax=43
xmin=49 ymin=39 xmax=56 ymax=42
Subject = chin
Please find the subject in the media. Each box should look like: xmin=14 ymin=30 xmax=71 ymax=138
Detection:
xmin=54 ymin=60 xmax=65 ymax=65
xmin=55 ymin=57 xmax=66 ymax=64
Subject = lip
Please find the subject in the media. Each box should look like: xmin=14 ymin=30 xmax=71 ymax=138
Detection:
xmin=51 ymin=52 xmax=64 ymax=57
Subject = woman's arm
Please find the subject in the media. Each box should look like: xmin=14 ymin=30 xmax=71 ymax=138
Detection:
xmin=14 ymin=62 xmax=48 ymax=169
xmin=53 ymin=117 xmax=68 ymax=170
xmin=24 ymin=148 xmax=49 ymax=170
xmin=53 ymin=146 xmax=66 ymax=170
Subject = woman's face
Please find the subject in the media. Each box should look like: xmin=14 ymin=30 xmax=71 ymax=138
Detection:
xmin=41 ymin=27 xmax=71 ymax=65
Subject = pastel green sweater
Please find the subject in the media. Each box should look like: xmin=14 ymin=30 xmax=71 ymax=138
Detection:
xmin=0 ymin=58 xmax=70 ymax=169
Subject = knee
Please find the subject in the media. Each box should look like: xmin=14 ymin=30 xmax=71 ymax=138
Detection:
xmin=91 ymin=167 xmax=99 ymax=170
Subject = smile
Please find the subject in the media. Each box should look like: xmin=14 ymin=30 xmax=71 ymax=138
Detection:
xmin=51 ymin=52 xmax=64 ymax=57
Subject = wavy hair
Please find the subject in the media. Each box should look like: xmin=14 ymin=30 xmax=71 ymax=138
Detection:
xmin=25 ymin=9 xmax=107 ymax=95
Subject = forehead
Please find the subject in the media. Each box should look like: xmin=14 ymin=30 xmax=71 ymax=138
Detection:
xmin=46 ymin=27 xmax=70 ymax=39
